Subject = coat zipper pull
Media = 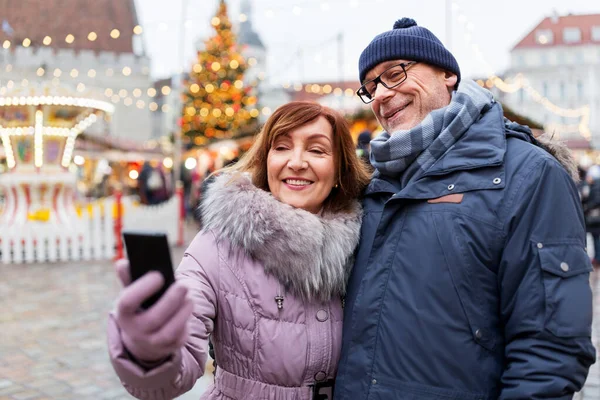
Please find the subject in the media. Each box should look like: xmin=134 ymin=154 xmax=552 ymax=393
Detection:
xmin=274 ymin=295 xmax=284 ymax=310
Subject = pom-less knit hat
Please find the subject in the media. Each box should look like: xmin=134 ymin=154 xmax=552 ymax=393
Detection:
xmin=358 ymin=18 xmax=461 ymax=85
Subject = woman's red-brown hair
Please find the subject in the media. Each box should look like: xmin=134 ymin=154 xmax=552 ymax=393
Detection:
xmin=224 ymin=101 xmax=371 ymax=213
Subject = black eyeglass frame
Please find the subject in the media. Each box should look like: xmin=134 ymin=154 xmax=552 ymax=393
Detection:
xmin=356 ymin=61 xmax=418 ymax=104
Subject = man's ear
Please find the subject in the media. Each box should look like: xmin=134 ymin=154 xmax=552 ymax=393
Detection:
xmin=444 ymin=71 xmax=458 ymax=90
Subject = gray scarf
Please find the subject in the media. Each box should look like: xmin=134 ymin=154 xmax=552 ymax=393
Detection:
xmin=370 ymin=80 xmax=495 ymax=186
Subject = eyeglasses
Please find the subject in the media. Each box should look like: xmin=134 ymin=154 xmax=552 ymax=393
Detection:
xmin=356 ymin=61 xmax=418 ymax=104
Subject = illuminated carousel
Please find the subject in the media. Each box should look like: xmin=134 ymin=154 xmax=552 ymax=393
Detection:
xmin=0 ymin=83 xmax=114 ymax=261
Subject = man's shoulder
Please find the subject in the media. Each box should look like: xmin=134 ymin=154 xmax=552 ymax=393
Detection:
xmin=505 ymin=134 xmax=576 ymax=183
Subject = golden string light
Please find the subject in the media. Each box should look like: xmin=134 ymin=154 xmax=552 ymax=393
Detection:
xmin=452 ymin=0 xmax=590 ymax=139
xmin=0 ymin=66 xmax=355 ymax=119
xmin=1 ymin=132 xmax=16 ymax=168
xmin=34 ymin=110 xmax=44 ymax=167
xmin=0 ymin=95 xmax=114 ymax=114
xmin=0 ymin=0 xmax=370 ymax=53
xmin=2 ymin=62 xmax=149 ymax=78
xmin=0 ymin=6 xmax=360 ymax=109
xmin=0 ymin=68 xmax=162 ymax=110
xmin=0 ymin=25 xmax=143 ymax=50
xmin=0 ymin=99 xmax=104 ymax=169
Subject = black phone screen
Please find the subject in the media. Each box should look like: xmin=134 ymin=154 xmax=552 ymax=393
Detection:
xmin=122 ymin=230 xmax=175 ymax=309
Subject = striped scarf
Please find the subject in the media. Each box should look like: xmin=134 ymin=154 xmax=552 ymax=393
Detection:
xmin=370 ymin=80 xmax=494 ymax=186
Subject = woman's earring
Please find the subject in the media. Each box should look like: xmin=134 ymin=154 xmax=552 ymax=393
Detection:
xmin=334 ymin=183 xmax=339 ymax=188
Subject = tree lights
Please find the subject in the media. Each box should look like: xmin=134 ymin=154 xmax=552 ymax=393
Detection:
xmin=181 ymin=0 xmax=259 ymax=144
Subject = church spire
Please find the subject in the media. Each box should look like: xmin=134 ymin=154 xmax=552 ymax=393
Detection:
xmin=238 ymin=0 xmax=265 ymax=49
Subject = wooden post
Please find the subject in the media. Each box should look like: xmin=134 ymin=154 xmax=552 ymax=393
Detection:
xmin=114 ymin=188 xmax=124 ymax=260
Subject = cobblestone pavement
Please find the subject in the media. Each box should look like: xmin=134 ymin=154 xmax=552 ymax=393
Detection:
xmin=577 ymin=272 xmax=600 ymax=400
xmin=1 ymin=227 xmax=600 ymax=399
xmin=0 ymin=222 xmax=213 ymax=400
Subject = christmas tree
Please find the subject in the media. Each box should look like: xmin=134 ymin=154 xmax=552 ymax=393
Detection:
xmin=181 ymin=0 xmax=260 ymax=146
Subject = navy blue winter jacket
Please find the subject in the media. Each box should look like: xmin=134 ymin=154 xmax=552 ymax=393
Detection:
xmin=334 ymin=102 xmax=595 ymax=400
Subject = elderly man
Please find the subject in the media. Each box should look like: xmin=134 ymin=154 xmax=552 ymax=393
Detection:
xmin=334 ymin=18 xmax=595 ymax=400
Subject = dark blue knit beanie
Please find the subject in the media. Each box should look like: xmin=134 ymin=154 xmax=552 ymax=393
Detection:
xmin=358 ymin=18 xmax=461 ymax=85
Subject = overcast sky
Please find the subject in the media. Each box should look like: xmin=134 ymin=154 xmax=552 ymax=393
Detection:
xmin=136 ymin=0 xmax=599 ymax=84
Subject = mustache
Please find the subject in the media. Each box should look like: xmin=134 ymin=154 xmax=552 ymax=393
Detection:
xmin=380 ymin=101 xmax=411 ymax=118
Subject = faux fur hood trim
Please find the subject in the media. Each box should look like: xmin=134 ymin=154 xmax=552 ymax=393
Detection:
xmin=536 ymin=133 xmax=579 ymax=183
xmin=200 ymin=173 xmax=362 ymax=302
xmin=505 ymin=119 xmax=579 ymax=182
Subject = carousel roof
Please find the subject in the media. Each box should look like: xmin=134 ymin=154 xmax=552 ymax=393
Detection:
xmin=0 ymin=0 xmax=139 ymax=53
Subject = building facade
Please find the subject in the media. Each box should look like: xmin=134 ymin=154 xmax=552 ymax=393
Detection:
xmin=0 ymin=0 xmax=155 ymax=144
xmin=236 ymin=0 xmax=292 ymax=123
xmin=496 ymin=13 xmax=600 ymax=148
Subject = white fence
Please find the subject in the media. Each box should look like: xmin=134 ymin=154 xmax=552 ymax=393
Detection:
xmin=0 ymin=193 xmax=181 ymax=264
xmin=121 ymin=195 xmax=181 ymax=246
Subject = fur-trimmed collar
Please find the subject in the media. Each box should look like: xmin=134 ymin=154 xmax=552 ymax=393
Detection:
xmin=505 ymin=119 xmax=580 ymax=182
xmin=200 ymin=173 xmax=362 ymax=302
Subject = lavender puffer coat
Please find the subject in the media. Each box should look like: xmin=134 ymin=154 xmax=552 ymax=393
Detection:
xmin=107 ymin=173 xmax=362 ymax=400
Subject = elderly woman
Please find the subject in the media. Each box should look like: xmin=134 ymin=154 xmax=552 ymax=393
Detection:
xmin=107 ymin=101 xmax=371 ymax=399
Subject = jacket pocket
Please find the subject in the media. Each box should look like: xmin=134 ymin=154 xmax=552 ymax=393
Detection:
xmin=537 ymin=241 xmax=593 ymax=338
xmin=432 ymin=213 xmax=500 ymax=352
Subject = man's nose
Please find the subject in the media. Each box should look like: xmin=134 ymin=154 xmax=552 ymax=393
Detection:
xmin=372 ymin=82 xmax=395 ymax=102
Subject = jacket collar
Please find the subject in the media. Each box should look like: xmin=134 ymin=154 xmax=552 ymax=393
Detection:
xmin=200 ymin=173 xmax=362 ymax=302
xmin=423 ymin=101 xmax=506 ymax=176
xmin=367 ymin=102 xmax=506 ymax=198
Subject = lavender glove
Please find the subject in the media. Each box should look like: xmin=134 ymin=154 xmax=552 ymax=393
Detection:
xmin=114 ymin=259 xmax=193 ymax=363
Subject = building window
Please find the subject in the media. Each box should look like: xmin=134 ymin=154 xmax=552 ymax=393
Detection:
xmin=559 ymin=81 xmax=565 ymax=99
xmin=535 ymin=29 xmax=554 ymax=45
xmin=577 ymin=81 xmax=584 ymax=99
xmin=563 ymin=27 xmax=581 ymax=43
xmin=540 ymin=53 xmax=548 ymax=65
xmin=592 ymin=26 xmax=600 ymax=42
xmin=133 ymin=36 xmax=144 ymax=56
xmin=518 ymin=55 xmax=526 ymax=67
xmin=543 ymin=82 xmax=548 ymax=98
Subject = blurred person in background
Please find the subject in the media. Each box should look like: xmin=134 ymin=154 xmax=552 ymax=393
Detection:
xmin=138 ymin=161 xmax=169 ymax=205
xmin=192 ymin=156 xmax=239 ymax=229
xmin=356 ymin=130 xmax=372 ymax=166
xmin=335 ymin=17 xmax=595 ymax=400
xmin=584 ymin=164 xmax=600 ymax=268
xmin=107 ymin=101 xmax=370 ymax=399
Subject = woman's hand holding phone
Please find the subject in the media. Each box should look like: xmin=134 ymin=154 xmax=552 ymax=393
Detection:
xmin=114 ymin=259 xmax=193 ymax=364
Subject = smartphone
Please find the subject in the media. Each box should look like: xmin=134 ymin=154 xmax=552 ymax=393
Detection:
xmin=122 ymin=230 xmax=175 ymax=310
